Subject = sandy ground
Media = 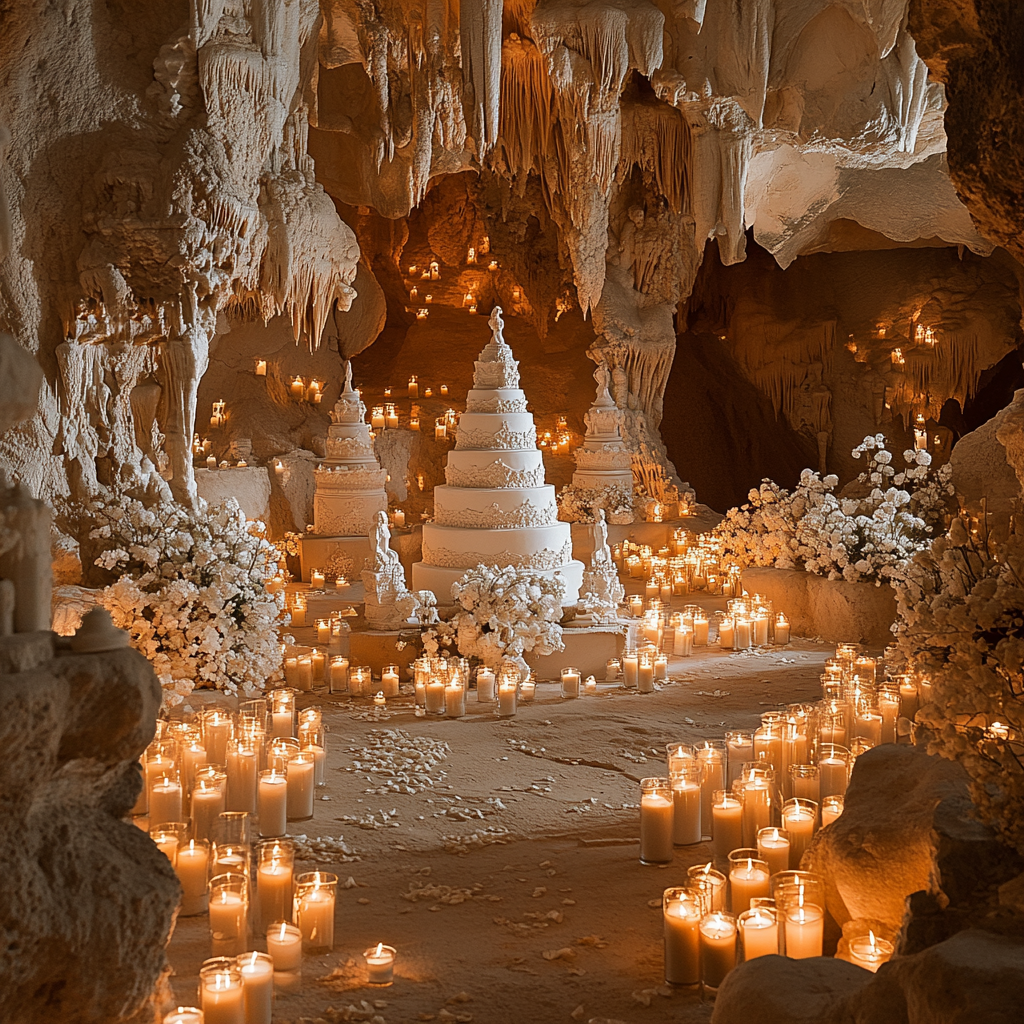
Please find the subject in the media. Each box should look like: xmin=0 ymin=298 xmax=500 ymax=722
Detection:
xmin=165 ymin=593 xmax=836 ymax=1024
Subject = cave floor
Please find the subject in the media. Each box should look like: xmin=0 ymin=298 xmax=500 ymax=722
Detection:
xmin=164 ymin=616 xmax=836 ymax=1024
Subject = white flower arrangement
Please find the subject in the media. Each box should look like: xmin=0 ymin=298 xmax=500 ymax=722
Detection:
xmin=437 ymin=565 xmax=566 ymax=671
xmin=893 ymin=515 xmax=1024 ymax=853
xmin=79 ymin=496 xmax=285 ymax=706
xmin=715 ymin=435 xmax=955 ymax=585
xmin=557 ymin=483 xmax=639 ymax=524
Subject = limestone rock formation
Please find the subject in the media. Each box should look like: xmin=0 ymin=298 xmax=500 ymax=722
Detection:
xmin=802 ymin=744 xmax=995 ymax=939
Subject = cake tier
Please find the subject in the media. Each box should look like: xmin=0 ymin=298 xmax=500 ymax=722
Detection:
xmin=574 ymin=447 xmax=633 ymax=470
xmin=455 ymin=411 xmax=536 ymax=450
xmin=312 ymin=491 xmax=387 ymax=537
xmin=445 ymin=449 xmax=545 ymax=488
xmin=413 ymin=558 xmax=584 ymax=607
xmin=464 ymin=387 xmax=529 ymax=413
xmin=433 ymin=484 xmax=558 ymax=528
xmin=420 ymin=521 xmax=574 ymax=569
xmin=315 ymin=465 xmax=388 ymax=491
xmin=571 ymin=469 xmax=635 ymax=491
xmin=325 ymin=425 xmax=377 ymax=464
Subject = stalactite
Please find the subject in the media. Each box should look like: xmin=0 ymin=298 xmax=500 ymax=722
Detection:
xmin=495 ymin=37 xmax=555 ymax=178
xmin=618 ymin=102 xmax=691 ymax=215
xmin=460 ymin=0 xmax=503 ymax=156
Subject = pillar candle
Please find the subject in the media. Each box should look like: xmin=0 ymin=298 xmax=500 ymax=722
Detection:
xmin=674 ymin=627 xmax=693 ymax=657
xmin=712 ymin=793 xmax=744 ymax=861
xmin=756 ymin=828 xmax=791 ymax=876
xmin=175 ymin=840 xmax=209 ymax=916
xmin=286 ymin=754 xmax=315 ymax=821
xmin=258 ymin=771 xmax=288 ymax=837
xmin=729 ymin=858 xmax=771 ymax=914
xmin=191 ymin=781 xmax=226 ymax=843
xmin=878 ymin=693 xmax=899 ymax=745
xmin=781 ymin=802 xmax=817 ymax=868
xmin=498 ymin=684 xmax=518 ymax=717
xmin=266 ymin=920 xmax=302 ymax=971
xmin=283 ymin=657 xmax=301 ymax=689
xmin=698 ymin=747 xmax=726 ymax=834
xmin=307 ymin=743 xmax=326 ymax=787
xmin=328 ymin=656 xmax=349 ymax=693
xmin=699 ymin=913 xmax=737 ymax=989
xmin=718 ymin=618 xmax=734 ymax=649
xmin=774 ymin=615 xmax=790 ymax=645
xmin=560 ymin=668 xmax=580 ymax=699
xmin=671 ymin=776 xmax=701 ymax=846
xmin=821 ymin=795 xmax=844 ymax=827
xmin=899 ymin=678 xmax=920 ymax=721
xmin=819 ymin=754 xmax=849 ymax=798
xmin=200 ymin=968 xmax=245 ymax=1024
xmin=476 ymin=669 xmax=495 ymax=702
xmin=296 ymin=657 xmax=313 ymax=692
xmin=445 ymin=683 xmax=466 ymax=717
xmin=693 ymin=615 xmax=709 ymax=645
xmin=726 ymin=733 xmax=754 ymax=785
xmin=209 ymin=888 xmax=248 ymax=957
xmin=270 ymin=710 xmax=294 ymax=740
xmin=688 ymin=865 xmax=727 ymax=912
xmin=740 ymin=778 xmax=772 ymax=847
xmin=622 ymin=652 xmax=639 ymax=688
xmin=257 ymin=858 xmax=293 ymax=930
xmin=164 ymin=1009 xmax=204 ymax=1024
xmin=381 ymin=666 xmax=400 ymax=697
xmin=296 ymin=886 xmax=335 ymax=951
xmin=663 ymin=890 xmax=702 ymax=986
xmin=738 ymin=907 xmax=778 ymax=960
xmin=638 ymin=656 xmax=655 ymax=693
xmin=226 ymin=747 xmax=258 ymax=814
xmin=425 ymin=680 xmax=446 ymax=714
xmin=784 ymin=903 xmax=823 ymax=958
xmin=640 ymin=780 xmax=674 ymax=865
xmin=238 ymin=952 xmax=274 ymax=1024
xmin=310 ymin=649 xmax=325 ymax=683
xmin=654 ymin=653 xmax=669 ymax=682
xmin=149 ymin=778 xmax=183 ymax=826
xmin=752 ymin=614 xmax=769 ymax=646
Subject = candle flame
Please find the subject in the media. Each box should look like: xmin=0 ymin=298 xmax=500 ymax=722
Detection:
xmin=278 ymin=922 xmax=288 ymax=940
xmin=868 ymin=930 xmax=876 ymax=946
xmin=374 ymin=941 xmax=384 ymax=957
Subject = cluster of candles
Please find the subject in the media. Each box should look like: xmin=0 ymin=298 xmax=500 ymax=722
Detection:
xmin=286 ymin=592 xmax=357 ymax=629
xmin=304 ymin=571 xmax=352 ymax=593
xmin=411 ymin=658 xmax=532 ymax=717
xmin=370 ymin=404 xmax=400 ymax=430
xmin=287 ymin=377 xmax=323 ymax=404
xmin=405 ymin=376 xmax=447 ymax=399
xmin=615 ymin=533 xmax=743 ymax=598
xmin=320 ymin=658 xmax=401 ymax=700
xmin=137 ymin=695 xmax=327 ymax=847
xmin=717 ymin=595 xmax=790 ymax=649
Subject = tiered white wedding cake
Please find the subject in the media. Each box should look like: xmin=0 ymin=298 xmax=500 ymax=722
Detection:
xmin=412 ymin=309 xmax=584 ymax=604
xmin=571 ymin=362 xmax=634 ymax=493
xmin=310 ymin=363 xmax=388 ymax=536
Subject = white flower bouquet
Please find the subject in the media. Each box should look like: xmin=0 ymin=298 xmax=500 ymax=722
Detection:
xmin=78 ymin=496 xmax=285 ymax=705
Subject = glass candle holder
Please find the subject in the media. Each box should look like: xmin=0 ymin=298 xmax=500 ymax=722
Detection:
xmin=821 ymin=794 xmax=844 ymax=827
xmin=687 ymin=863 xmax=727 ymax=913
xmin=445 ymin=679 xmax=467 ymax=718
xmin=286 ymin=750 xmax=315 ymax=822
xmin=176 ymin=838 xmax=210 ymax=917
xmin=519 ymin=676 xmax=536 ymax=702
xmin=257 ymin=769 xmax=288 ymax=838
xmin=381 ymin=664 xmax=400 ymax=697
xmin=236 ymin=951 xmax=274 ymax=1024
xmin=699 ymin=911 xmax=737 ymax=991
xmin=328 ymin=655 xmax=350 ymax=694
xmin=728 ymin=855 xmax=771 ymax=914
xmin=637 ymin=651 xmax=655 ymax=693
xmin=364 ymin=942 xmax=396 ymax=985
xmin=151 ymin=822 xmax=188 ymax=867
xmin=256 ymin=839 xmax=294 ymax=931
xmin=848 ymin=931 xmax=894 ymax=972
xmin=560 ymin=666 xmax=581 ymax=699
xmin=497 ymin=680 xmax=518 ymax=717
xmin=737 ymin=770 xmax=774 ymax=847
xmin=738 ymin=906 xmax=778 ymax=960
xmin=621 ymin=649 xmax=639 ymax=689
xmin=208 ymin=874 xmax=250 ymax=958
xmin=149 ymin=770 xmax=183 ymax=828
xmin=666 ymin=742 xmax=694 ymax=773
xmin=425 ymin=676 xmax=446 ymax=714
xmin=191 ymin=770 xmax=227 ymax=844
xmin=711 ymin=790 xmax=744 ymax=862
xmin=475 ymin=666 xmax=496 ymax=702
xmin=781 ymin=900 xmax=824 ymax=959
xmin=199 ymin=960 xmax=244 ymax=1023
xmin=817 ymin=744 xmax=852 ymax=798
xmin=670 ymin=764 xmax=701 ymax=846
xmin=788 ymin=763 xmax=821 ymax=804
xmin=294 ymin=871 xmax=337 ymax=952
xmin=269 ymin=688 xmax=297 ymax=739
xmin=266 ymin=919 xmax=302 ymax=972
xmin=163 ymin=1008 xmax=204 ymax=1024
xmin=755 ymin=827 xmax=791 ymax=876
xmin=663 ymin=887 xmax=703 ymax=987
xmin=639 ymin=777 xmax=674 ymax=864
xmin=781 ymin=798 xmax=818 ymax=868
xmin=225 ymin=739 xmax=258 ymax=814
xmin=725 ymin=732 xmax=754 ymax=786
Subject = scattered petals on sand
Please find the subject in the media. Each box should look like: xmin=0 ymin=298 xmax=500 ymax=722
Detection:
xmin=541 ymin=947 xmax=576 ymax=961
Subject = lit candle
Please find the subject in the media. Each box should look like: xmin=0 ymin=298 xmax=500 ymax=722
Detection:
xmin=654 ymin=652 xmax=669 ymax=682
xmin=740 ymin=776 xmax=771 ymax=847
xmin=821 ymin=794 xmax=844 ymax=827
xmin=738 ymin=907 xmax=778 ymax=960
xmin=687 ymin=864 xmax=726 ymax=912
xmin=295 ymin=872 xmax=336 ymax=951
xmin=286 ymin=752 xmax=315 ymax=821
xmin=296 ymin=656 xmax=313 ymax=692
xmin=670 ymin=769 xmax=701 ymax=846
xmin=258 ymin=770 xmax=288 ymax=838
xmin=209 ymin=882 xmax=248 ymax=957
xmin=752 ymin=613 xmax=769 ymax=647
xmin=848 ymin=931 xmax=894 ymax=972
xmin=622 ymin=651 xmax=639 ymax=689
xmin=289 ymin=377 xmax=305 ymax=398
xmin=199 ymin=963 xmax=245 ymax=1024
xmin=712 ymin=792 xmax=744 ymax=862
xmin=290 ymin=597 xmax=306 ymax=628
xmin=498 ymin=681 xmax=518 ymax=717
xmin=175 ymin=839 xmax=210 ymax=916
xmin=310 ymin=569 xmax=325 ymax=589
xmin=425 ymin=679 xmax=446 ymax=714
xmin=207 ymin=455 xmax=217 ymax=469
xmin=445 ymin=681 xmax=466 ymax=718
xmin=257 ymin=844 xmax=294 ymax=930
xmin=476 ymin=668 xmax=496 ymax=702
xmin=328 ymin=656 xmax=349 ymax=694
xmin=316 ymin=618 xmax=331 ymax=643
xmin=310 ymin=649 xmax=325 ymax=684
xmin=164 ymin=1008 xmax=204 ymax=1024
xmin=693 ymin=614 xmax=709 ymax=645
xmin=606 ymin=658 xmax=620 ymax=682
xmin=663 ymin=888 xmax=702 ymax=987
xmin=583 ymin=675 xmax=597 ymax=695
xmin=381 ymin=664 xmax=400 ymax=697
xmin=435 ymin=419 xmax=447 ymax=440
xmin=254 ymin=358 xmax=267 ymax=376
xmin=718 ymin=617 xmax=734 ymax=649
xmin=191 ymin=778 xmax=226 ymax=843
xmin=364 ymin=942 xmax=396 ymax=986
xmin=393 ymin=509 xmax=406 ymax=528
xmin=818 ymin=748 xmax=850 ymax=798
xmin=149 ymin=775 xmax=183 ymax=827
xmin=775 ymin=614 xmax=790 ymax=645
xmin=266 ymin=920 xmax=302 ymax=971
xmin=640 ymin=778 xmax=675 ymax=865
xmin=729 ymin=857 xmax=771 ymax=914
xmin=408 ymin=376 xmax=418 ymax=398
xmin=638 ymin=653 xmax=655 ymax=694
xmin=560 ymin=667 xmax=580 ymax=699
xmin=225 ymin=743 xmax=258 ymax=814
xmin=699 ymin=912 xmax=737 ymax=989
xmin=238 ymin=951 xmax=274 ymax=1024
xmin=756 ymin=827 xmax=791 ymax=876
xmin=725 ymin=732 xmax=754 ymax=785
xmin=784 ymin=902 xmax=823 ymax=958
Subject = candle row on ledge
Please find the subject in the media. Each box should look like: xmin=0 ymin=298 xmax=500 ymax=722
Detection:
xmin=614 ymin=531 xmax=741 ymax=596
xmin=286 ymin=595 xmax=357 ymax=632
xmin=286 ymin=376 xmax=324 ymax=404
xmin=404 ymin=377 xmax=448 ymax=399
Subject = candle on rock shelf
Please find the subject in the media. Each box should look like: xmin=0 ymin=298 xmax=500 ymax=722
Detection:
xmin=237 ymin=951 xmax=274 ymax=1024
xmin=254 ymin=358 xmax=267 ymax=376
xmin=639 ymin=778 xmax=674 ymax=865
xmin=295 ymin=871 xmax=337 ymax=952
xmin=206 ymin=455 xmax=217 ymax=469
xmin=364 ymin=942 xmax=396 ymax=986
xmin=848 ymin=931 xmax=894 ymax=972
xmin=393 ymin=509 xmax=406 ymax=528
xmin=663 ymin=887 xmax=702 ymax=987
xmin=199 ymin=962 xmax=245 ymax=1024
xmin=408 ymin=376 xmax=418 ymax=398
xmin=738 ymin=907 xmax=779 ymax=961
xmin=699 ymin=912 xmax=737 ymax=990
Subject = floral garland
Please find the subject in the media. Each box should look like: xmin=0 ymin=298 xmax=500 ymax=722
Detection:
xmin=79 ymin=496 xmax=285 ymax=705
xmin=714 ymin=435 xmax=955 ymax=584
xmin=893 ymin=515 xmax=1024 ymax=853
xmin=423 ymin=565 xmax=565 ymax=671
